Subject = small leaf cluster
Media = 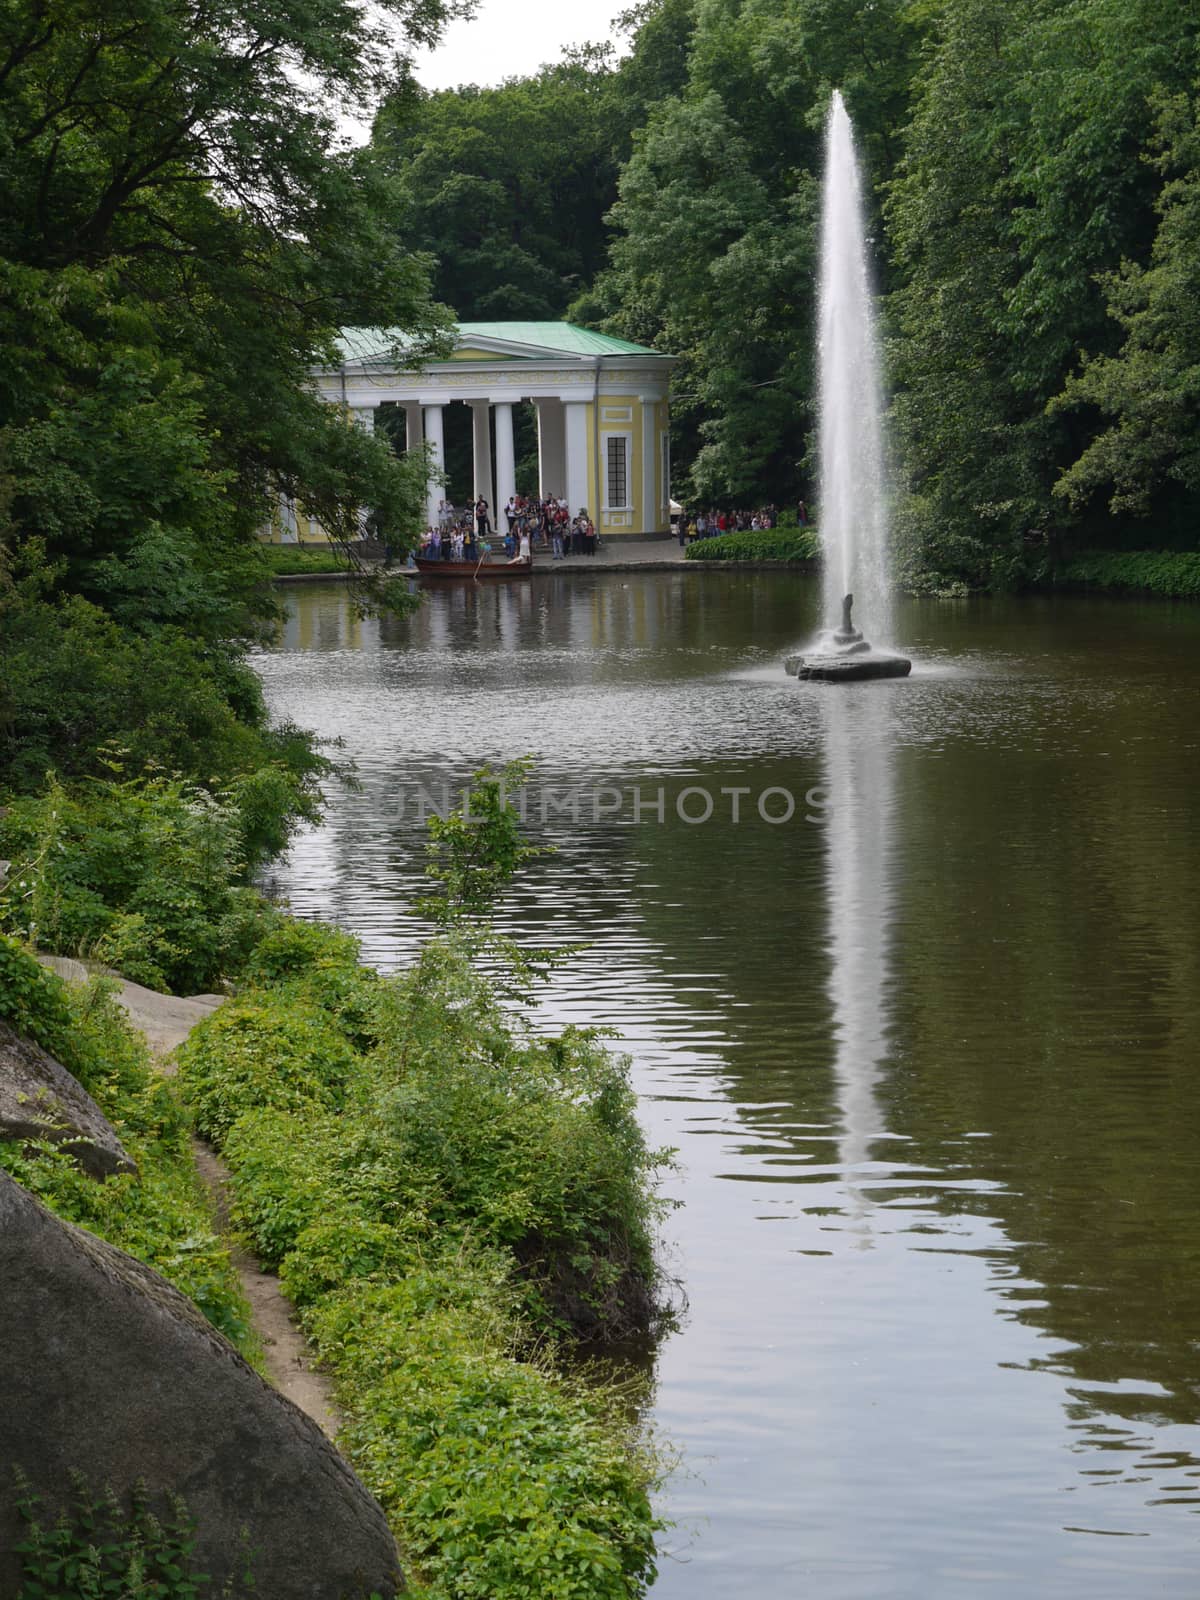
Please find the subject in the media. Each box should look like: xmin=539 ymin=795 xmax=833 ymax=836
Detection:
xmin=12 ymin=1470 xmax=254 ymax=1599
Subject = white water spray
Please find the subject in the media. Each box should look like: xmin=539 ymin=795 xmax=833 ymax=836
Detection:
xmin=818 ymin=91 xmax=892 ymax=647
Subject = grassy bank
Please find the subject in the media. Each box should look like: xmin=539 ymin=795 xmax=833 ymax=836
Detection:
xmin=1050 ymin=549 xmax=1200 ymax=599
xmin=175 ymin=917 xmax=667 ymax=1597
xmin=685 ymin=526 xmax=819 ymax=563
xmin=0 ymin=772 xmax=671 ymax=1600
xmin=257 ymin=544 xmax=361 ymax=576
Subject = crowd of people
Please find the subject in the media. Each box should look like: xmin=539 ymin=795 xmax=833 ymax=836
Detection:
xmin=416 ymin=494 xmax=600 ymax=563
xmin=675 ymin=503 xmax=806 ymax=545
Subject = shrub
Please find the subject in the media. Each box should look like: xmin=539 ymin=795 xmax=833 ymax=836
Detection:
xmin=257 ymin=544 xmax=355 ymax=575
xmin=175 ymin=998 xmax=357 ymax=1145
xmin=1053 ymin=548 xmax=1200 ymax=598
xmin=0 ymin=587 xmax=327 ymax=846
xmin=0 ymin=774 xmax=271 ymax=994
xmin=685 ymin=526 xmax=819 ymax=562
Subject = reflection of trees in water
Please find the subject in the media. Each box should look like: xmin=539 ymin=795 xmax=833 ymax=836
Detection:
xmin=884 ymin=689 xmax=1200 ymax=1447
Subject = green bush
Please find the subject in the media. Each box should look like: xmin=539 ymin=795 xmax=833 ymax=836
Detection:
xmin=173 ymin=922 xmax=670 ymax=1598
xmin=257 ymin=544 xmax=356 ymax=575
xmin=0 ymin=935 xmax=82 ymax=1071
xmin=685 ymin=526 xmax=819 ymax=562
xmin=0 ymin=587 xmax=327 ymax=847
xmin=339 ymin=1311 xmax=660 ymax=1600
xmin=175 ymin=998 xmax=356 ymax=1144
xmin=1052 ymin=548 xmax=1200 ymax=598
xmin=0 ymin=775 xmax=282 ymax=994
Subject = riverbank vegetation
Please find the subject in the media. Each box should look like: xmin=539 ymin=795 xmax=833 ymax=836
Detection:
xmin=0 ymin=0 xmax=672 ymax=1590
xmin=1051 ymin=549 xmax=1200 ymax=599
xmin=0 ymin=767 xmax=672 ymax=1597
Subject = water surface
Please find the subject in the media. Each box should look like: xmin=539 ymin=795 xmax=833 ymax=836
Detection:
xmin=258 ymin=573 xmax=1200 ymax=1599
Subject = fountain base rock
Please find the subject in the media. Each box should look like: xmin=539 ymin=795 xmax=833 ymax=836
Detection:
xmin=784 ymin=649 xmax=912 ymax=682
xmin=784 ymin=593 xmax=911 ymax=681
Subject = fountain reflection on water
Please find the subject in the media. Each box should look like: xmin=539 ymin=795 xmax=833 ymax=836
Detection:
xmin=821 ymin=689 xmax=898 ymax=1236
xmin=788 ymin=89 xmax=910 ymax=681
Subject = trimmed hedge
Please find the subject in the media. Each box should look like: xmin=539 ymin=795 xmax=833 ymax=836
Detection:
xmin=685 ymin=526 xmax=819 ymax=563
xmin=1052 ymin=549 xmax=1200 ymax=598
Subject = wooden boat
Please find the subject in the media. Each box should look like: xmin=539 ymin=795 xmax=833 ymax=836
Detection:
xmin=414 ymin=555 xmax=533 ymax=581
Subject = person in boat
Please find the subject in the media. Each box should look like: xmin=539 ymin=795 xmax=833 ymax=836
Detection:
xmin=508 ymin=528 xmax=531 ymax=565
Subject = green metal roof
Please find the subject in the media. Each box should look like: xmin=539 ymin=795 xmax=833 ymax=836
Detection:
xmin=455 ymin=322 xmax=669 ymax=358
xmin=333 ymin=322 xmax=669 ymax=365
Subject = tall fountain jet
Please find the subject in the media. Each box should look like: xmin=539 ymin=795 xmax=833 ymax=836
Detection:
xmin=787 ymin=91 xmax=911 ymax=682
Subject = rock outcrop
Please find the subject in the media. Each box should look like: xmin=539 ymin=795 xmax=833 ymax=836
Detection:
xmin=0 ymin=1171 xmax=403 ymax=1598
xmin=0 ymin=1020 xmax=136 ymax=1179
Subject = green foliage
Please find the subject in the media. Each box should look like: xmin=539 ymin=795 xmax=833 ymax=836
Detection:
xmin=586 ymin=0 xmax=930 ymax=506
xmin=256 ymin=546 xmax=357 ymax=575
xmin=12 ymin=1470 xmax=255 ymax=1600
xmin=685 ymin=526 xmax=819 ymax=562
xmin=373 ymin=55 xmax=628 ymax=322
xmin=0 ymin=935 xmax=81 ymax=1072
xmin=174 ymin=932 xmax=670 ymax=1596
xmin=887 ymin=0 xmax=1200 ymax=586
xmin=1052 ymin=549 xmax=1200 ymax=598
xmin=0 ymin=562 xmax=329 ymax=840
xmin=1050 ymin=89 xmax=1200 ymax=520
xmin=175 ymin=1000 xmax=356 ymax=1145
xmin=0 ymin=774 xmax=282 ymax=993
xmin=421 ymin=761 xmax=545 ymax=925
xmin=328 ymin=1291 xmax=662 ymax=1600
xmin=0 ymin=973 xmax=255 ymax=1354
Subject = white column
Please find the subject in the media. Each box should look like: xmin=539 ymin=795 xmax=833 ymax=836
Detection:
xmin=564 ymin=400 xmax=591 ymax=518
xmin=349 ymin=408 xmax=375 ymax=540
xmin=470 ymin=401 xmax=494 ymax=507
xmin=641 ymin=397 xmax=658 ymax=534
xmin=424 ymin=403 xmax=445 ymax=529
xmin=404 ymin=403 xmax=423 ymax=451
xmin=494 ymin=402 xmax=517 ymax=523
xmin=534 ymin=398 xmax=566 ymax=498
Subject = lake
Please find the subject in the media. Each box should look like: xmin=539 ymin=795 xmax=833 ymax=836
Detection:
xmin=257 ymin=571 xmax=1200 ymax=1599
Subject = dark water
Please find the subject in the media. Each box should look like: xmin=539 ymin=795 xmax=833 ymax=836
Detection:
xmin=258 ymin=573 xmax=1200 ymax=1599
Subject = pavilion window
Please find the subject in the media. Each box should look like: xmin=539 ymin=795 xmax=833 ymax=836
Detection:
xmin=607 ymin=435 xmax=629 ymax=508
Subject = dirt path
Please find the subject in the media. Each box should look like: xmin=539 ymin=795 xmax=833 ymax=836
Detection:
xmin=38 ymin=954 xmax=342 ymax=1438
xmin=191 ymin=1139 xmax=342 ymax=1438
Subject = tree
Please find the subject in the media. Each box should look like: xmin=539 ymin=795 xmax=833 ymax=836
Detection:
xmin=1051 ymin=86 xmax=1200 ymax=528
xmin=372 ymin=53 xmax=624 ymax=321
xmin=887 ymin=0 xmax=1200 ymax=586
xmin=0 ymin=0 xmax=464 ymax=806
xmin=0 ymin=0 xmax=465 ymax=629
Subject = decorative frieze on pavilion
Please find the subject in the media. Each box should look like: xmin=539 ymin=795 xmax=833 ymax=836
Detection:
xmin=298 ymin=322 xmax=677 ymax=542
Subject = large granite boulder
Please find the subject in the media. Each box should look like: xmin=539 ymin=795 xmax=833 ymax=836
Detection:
xmin=0 ymin=1172 xmax=403 ymax=1598
xmin=0 ymin=1020 xmax=136 ymax=1179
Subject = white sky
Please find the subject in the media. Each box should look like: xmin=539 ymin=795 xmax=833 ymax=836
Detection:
xmin=413 ymin=0 xmax=630 ymax=91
